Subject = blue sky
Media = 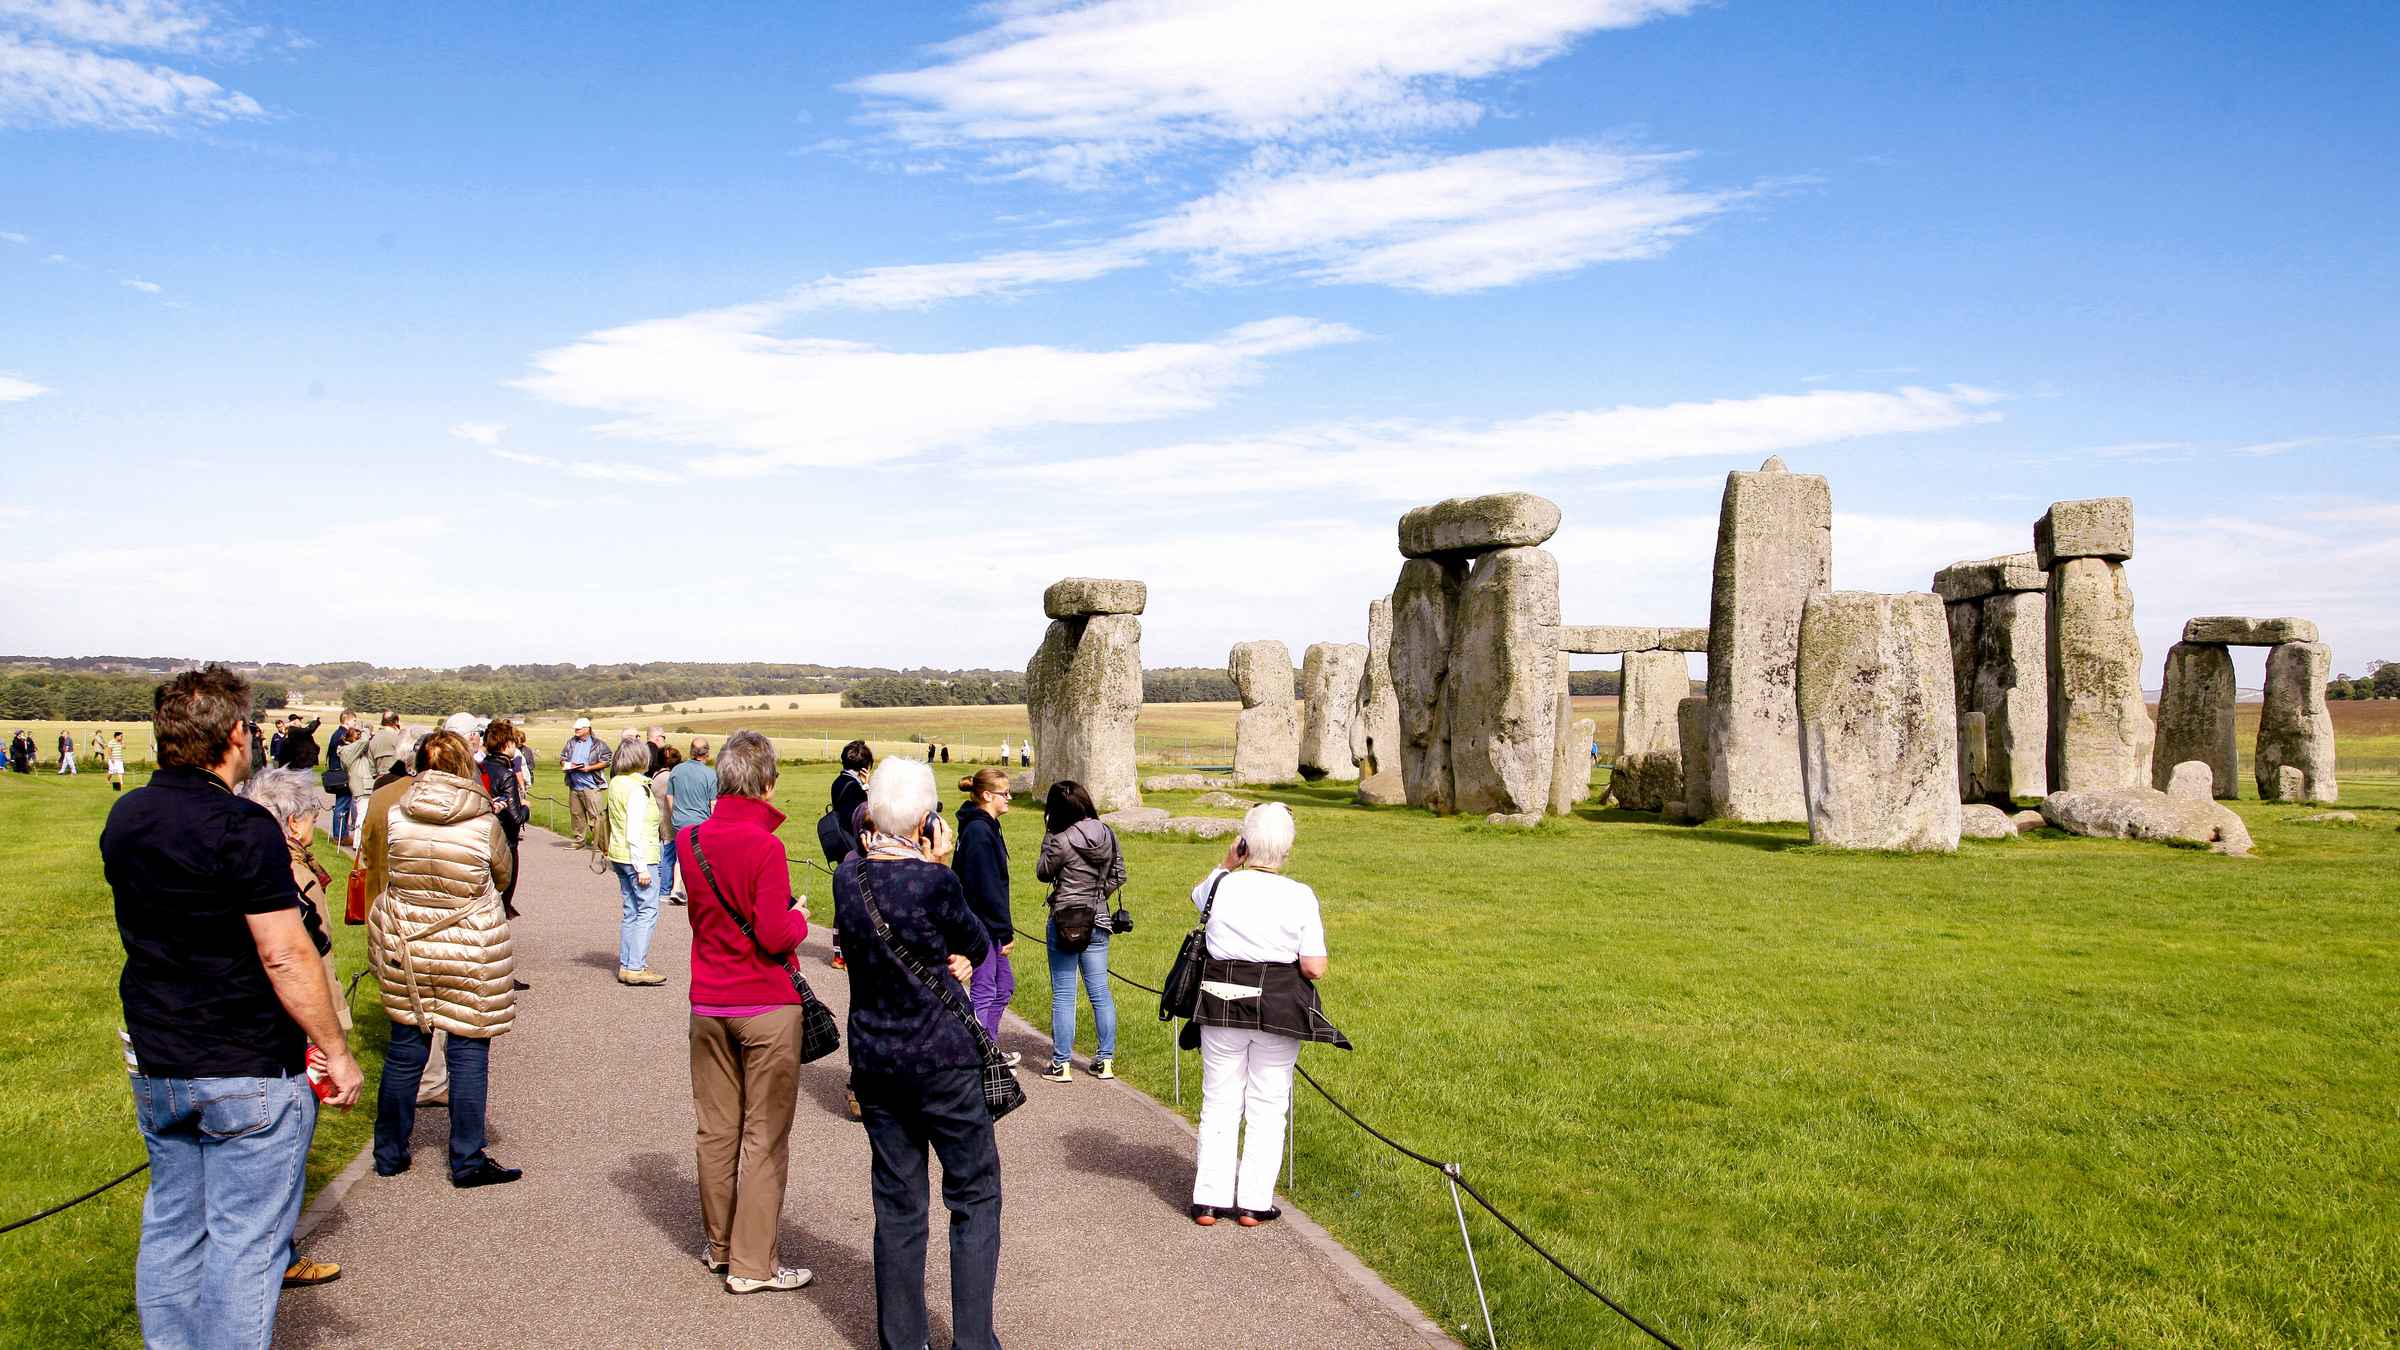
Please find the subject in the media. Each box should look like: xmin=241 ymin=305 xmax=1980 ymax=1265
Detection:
xmin=3 ymin=0 xmax=2394 ymax=682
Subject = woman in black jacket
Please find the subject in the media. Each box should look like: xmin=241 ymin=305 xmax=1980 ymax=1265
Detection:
xmin=952 ymin=768 xmax=1015 ymax=1057
xmin=826 ymin=740 xmax=873 ymax=970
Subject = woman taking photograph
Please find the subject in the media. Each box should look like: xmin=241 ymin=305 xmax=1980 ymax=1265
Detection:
xmin=606 ymin=737 xmax=666 ymax=986
xmin=1185 ymin=803 xmax=1347 ymax=1228
xmin=951 ymin=768 xmax=1016 ymax=1061
xmin=1034 ymin=780 xmax=1123 ymax=1083
xmin=680 ymin=730 xmax=815 ymax=1295
xmin=366 ymin=728 xmax=521 ymax=1188
xmin=833 ymin=757 xmax=999 ymax=1350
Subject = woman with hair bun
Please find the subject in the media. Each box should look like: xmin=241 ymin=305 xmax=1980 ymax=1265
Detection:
xmin=950 ymin=767 xmax=1016 ymax=1058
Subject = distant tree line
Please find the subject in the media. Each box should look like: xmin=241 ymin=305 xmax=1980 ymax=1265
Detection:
xmin=2328 ymin=661 xmax=2398 ymax=699
xmin=843 ymin=677 xmax=1027 ymax=708
xmin=1567 ymin=670 xmax=1624 ymax=696
xmin=0 ymin=672 xmax=288 ymax=720
xmin=1143 ymin=668 xmax=1242 ymax=702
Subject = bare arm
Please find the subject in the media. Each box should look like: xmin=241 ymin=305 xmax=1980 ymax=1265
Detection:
xmin=245 ymin=909 xmax=363 ymax=1107
xmin=1300 ymin=955 xmax=1329 ymax=980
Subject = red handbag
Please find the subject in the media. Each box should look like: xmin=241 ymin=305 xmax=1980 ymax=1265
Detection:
xmin=344 ymin=867 xmax=369 ymax=925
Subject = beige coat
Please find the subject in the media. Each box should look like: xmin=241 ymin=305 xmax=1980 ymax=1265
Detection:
xmin=368 ymin=770 xmax=517 ymax=1037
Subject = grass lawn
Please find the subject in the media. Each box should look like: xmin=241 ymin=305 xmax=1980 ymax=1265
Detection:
xmin=0 ymin=773 xmax=387 ymax=1349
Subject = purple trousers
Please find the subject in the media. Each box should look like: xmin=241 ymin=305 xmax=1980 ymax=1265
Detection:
xmin=970 ymin=944 xmax=1016 ymax=1040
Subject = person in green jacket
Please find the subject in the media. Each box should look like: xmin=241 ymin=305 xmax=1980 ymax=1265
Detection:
xmin=606 ymin=736 xmax=665 ymax=986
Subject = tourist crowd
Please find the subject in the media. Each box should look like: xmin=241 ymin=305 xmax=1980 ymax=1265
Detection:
xmin=101 ymin=668 xmax=1340 ymax=1349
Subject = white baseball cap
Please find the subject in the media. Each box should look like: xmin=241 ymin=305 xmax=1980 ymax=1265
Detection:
xmin=573 ymin=716 xmax=592 ymax=729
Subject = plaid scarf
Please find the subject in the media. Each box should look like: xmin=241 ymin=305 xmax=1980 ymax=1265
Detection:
xmin=860 ymin=827 xmax=930 ymax=862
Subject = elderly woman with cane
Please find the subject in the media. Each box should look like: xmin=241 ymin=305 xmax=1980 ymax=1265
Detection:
xmin=1184 ymin=802 xmax=1348 ymax=1228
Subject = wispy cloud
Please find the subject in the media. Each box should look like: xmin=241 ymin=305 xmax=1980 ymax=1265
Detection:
xmin=488 ymin=447 xmax=678 ymax=484
xmin=848 ymin=0 xmax=1699 ymax=183
xmin=0 ymin=0 xmax=270 ymax=131
xmin=2226 ymin=437 xmax=2317 ymax=457
xmin=0 ymin=372 xmax=50 ymax=402
xmin=776 ymin=243 xmax=1142 ymax=313
xmin=514 ymin=306 xmax=1359 ymax=476
xmin=119 ymin=276 xmax=160 ymax=292
xmin=448 ymin=420 xmax=506 ymax=446
xmin=0 ymin=230 xmax=25 ymax=244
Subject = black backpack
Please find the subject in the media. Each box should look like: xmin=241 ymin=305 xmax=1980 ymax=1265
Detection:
xmin=815 ymin=808 xmax=851 ymax=865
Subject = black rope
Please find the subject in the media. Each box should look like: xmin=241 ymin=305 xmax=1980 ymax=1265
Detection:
xmin=0 ymin=1164 xmax=149 ymax=1236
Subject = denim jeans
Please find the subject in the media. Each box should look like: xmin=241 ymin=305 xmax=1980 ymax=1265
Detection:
xmin=1046 ymin=918 xmax=1116 ymax=1063
xmin=373 ymin=1020 xmax=491 ymax=1178
xmin=129 ymin=1072 xmax=316 ymax=1350
xmin=970 ymin=938 xmax=1016 ymax=1040
xmin=329 ymin=792 xmax=355 ymax=844
xmin=616 ymin=860 xmax=661 ymax=970
xmin=855 ymin=1066 xmax=1002 ymax=1350
xmin=657 ymin=832 xmax=680 ymax=898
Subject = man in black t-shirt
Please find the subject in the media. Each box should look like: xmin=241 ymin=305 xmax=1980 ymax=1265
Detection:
xmin=103 ymin=664 xmax=362 ymax=1350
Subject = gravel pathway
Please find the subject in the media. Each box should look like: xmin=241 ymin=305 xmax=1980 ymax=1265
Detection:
xmin=277 ymin=826 xmax=1448 ymax=1349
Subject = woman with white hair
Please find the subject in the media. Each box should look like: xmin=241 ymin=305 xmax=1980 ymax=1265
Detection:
xmin=1184 ymin=802 xmax=1349 ymax=1229
xmin=831 ymin=757 xmax=1001 ymax=1350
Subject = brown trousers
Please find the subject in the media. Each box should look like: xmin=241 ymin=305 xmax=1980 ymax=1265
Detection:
xmin=689 ymin=1005 xmax=803 ymax=1280
xmin=569 ymin=787 xmax=607 ymax=850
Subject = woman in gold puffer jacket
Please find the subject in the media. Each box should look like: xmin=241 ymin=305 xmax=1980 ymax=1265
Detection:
xmin=366 ymin=728 xmax=523 ymax=1188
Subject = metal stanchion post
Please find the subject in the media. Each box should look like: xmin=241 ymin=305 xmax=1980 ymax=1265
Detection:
xmin=1447 ymin=1167 xmax=1499 ymax=1350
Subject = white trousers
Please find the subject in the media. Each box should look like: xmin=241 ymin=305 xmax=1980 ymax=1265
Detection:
xmin=1192 ymin=1026 xmax=1299 ymax=1211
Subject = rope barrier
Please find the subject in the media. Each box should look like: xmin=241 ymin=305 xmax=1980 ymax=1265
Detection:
xmin=0 ymin=1164 xmax=148 ymax=1236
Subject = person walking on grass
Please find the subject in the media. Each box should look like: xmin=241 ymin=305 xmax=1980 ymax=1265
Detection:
xmin=608 ymin=737 xmax=667 ymax=986
xmin=103 ymin=665 xmax=364 ymax=1349
xmin=108 ymin=730 xmax=127 ymax=790
xmin=832 ymin=757 xmax=1000 ymax=1350
xmin=1184 ymin=803 xmax=1348 ymax=1228
xmin=366 ymin=729 xmax=521 ymax=1189
xmin=664 ymin=736 xmax=720 ymax=908
xmin=559 ymin=716 xmax=611 ymax=851
xmin=951 ymin=768 xmax=1018 ymax=1063
xmin=57 ymin=729 xmax=77 ymax=774
xmin=681 ymin=730 xmax=815 ymax=1295
xmin=1034 ymin=779 xmax=1124 ymax=1084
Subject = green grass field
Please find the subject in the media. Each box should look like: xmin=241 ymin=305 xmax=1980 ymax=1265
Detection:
xmin=7 ymin=756 xmax=2396 ymax=1347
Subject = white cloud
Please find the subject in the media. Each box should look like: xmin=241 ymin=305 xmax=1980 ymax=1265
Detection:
xmin=448 ymin=420 xmax=506 ymax=446
xmin=488 ymin=447 xmax=680 ymax=485
xmin=776 ymin=243 xmax=1142 ymax=313
xmin=0 ymin=0 xmax=235 ymax=53
xmin=119 ymin=276 xmax=160 ymax=292
xmin=0 ymin=230 xmax=25 ymax=243
xmin=2225 ymin=437 xmax=2316 ymax=457
xmin=0 ymin=33 xmax=261 ymax=130
xmin=993 ymin=384 xmax=2006 ymax=501
xmin=514 ymin=306 xmax=1360 ymax=475
xmin=43 ymin=251 xmax=66 ymax=263
xmin=0 ymin=372 xmax=49 ymax=401
xmin=849 ymin=0 xmax=1697 ymax=181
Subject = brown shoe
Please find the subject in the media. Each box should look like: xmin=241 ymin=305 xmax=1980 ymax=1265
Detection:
xmin=283 ymin=1258 xmax=341 ymax=1287
xmin=619 ymin=967 xmax=667 ymax=987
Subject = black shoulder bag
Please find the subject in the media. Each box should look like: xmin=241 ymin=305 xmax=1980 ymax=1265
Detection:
xmin=854 ymin=863 xmax=1025 ymax=1121
xmin=1158 ymin=868 xmax=1229 ymax=1023
xmin=688 ymin=825 xmax=841 ymax=1064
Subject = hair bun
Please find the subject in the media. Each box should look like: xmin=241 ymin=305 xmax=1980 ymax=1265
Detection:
xmin=957 ymin=775 xmax=977 ymax=792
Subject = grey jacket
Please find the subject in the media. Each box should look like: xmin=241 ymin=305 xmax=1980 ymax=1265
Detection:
xmin=1036 ymin=818 xmax=1125 ymax=931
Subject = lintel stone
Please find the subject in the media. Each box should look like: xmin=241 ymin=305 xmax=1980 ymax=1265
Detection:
xmin=2034 ymin=497 xmax=2134 ymax=569
xmin=1933 ymin=551 xmax=2046 ymax=603
xmin=1397 ymin=492 xmax=1560 ymax=560
xmin=2182 ymin=615 xmax=2319 ymax=646
xmin=1558 ymin=624 xmax=1708 ymax=655
xmin=1043 ymin=577 xmax=1148 ymax=619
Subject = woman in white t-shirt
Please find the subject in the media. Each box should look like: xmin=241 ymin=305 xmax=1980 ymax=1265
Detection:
xmin=1184 ymin=803 xmax=1347 ymax=1227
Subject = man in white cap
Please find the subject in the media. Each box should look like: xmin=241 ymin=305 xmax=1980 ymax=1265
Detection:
xmin=560 ymin=716 xmax=612 ymax=850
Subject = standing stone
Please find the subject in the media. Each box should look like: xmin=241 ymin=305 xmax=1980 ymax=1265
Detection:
xmin=1025 ymin=598 xmax=1144 ymax=814
xmin=2165 ymin=760 xmax=2215 ymax=803
xmin=1676 ymin=696 xmax=1712 ymax=823
xmin=1611 ymin=650 xmax=1689 ymax=812
xmin=1228 ymin=640 xmax=1299 ymax=786
xmin=2257 ymin=640 xmax=2338 ymax=802
xmin=1297 ymin=643 xmax=1368 ymax=782
xmin=2273 ymin=765 xmax=2307 ymax=803
xmin=1973 ymin=590 xmax=2048 ymax=800
xmin=1958 ymin=710 xmax=1988 ymax=800
xmin=1390 ymin=558 xmax=1465 ymax=813
xmin=2046 ymin=556 xmax=2153 ymax=792
xmin=1547 ymin=686 xmax=1593 ymax=817
xmin=1707 ymin=456 xmax=1832 ymax=822
xmin=2153 ymin=642 xmax=2237 ymax=798
xmin=1350 ymin=597 xmax=1403 ymax=770
xmin=1944 ymin=601 xmax=1983 ymax=744
xmin=1796 ymin=591 xmax=1960 ymax=851
xmin=1444 ymin=546 xmax=1561 ymax=816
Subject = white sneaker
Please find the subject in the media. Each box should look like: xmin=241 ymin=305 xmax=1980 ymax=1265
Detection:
xmin=700 ymin=1245 xmax=726 ymax=1274
xmin=725 ymin=1266 xmax=812 ymax=1294
xmin=1001 ymin=1051 xmax=1023 ymax=1069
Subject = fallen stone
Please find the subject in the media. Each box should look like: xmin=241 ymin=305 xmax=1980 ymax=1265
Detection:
xmin=1444 ymin=546 xmax=1561 ymax=816
xmin=1099 ymin=806 xmax=1171 ymax=832
xmin=1398 ymin=492 xmax=1561 ymax=560
xmin=1042 ymin=577 xmax=1147 ymax=620
xmin=1026 ymin=610 xmax=1144 ymax=813
xmin=1974 ymin=589 xmax=2049 ymax=801
xmin=1932 ymin=552 xmax=2047 ymax=603
xmin=2257 ymin=640 xmax=2338 ymax=803
xmin=2040 ymin=786 xmax=2253 ymax=855
xmin=1229 ymin=639 xmax=1300 ymax=786
xmin=1354 ymin=769 xmax=1408 ymax=806
xmin=1707 ymin=457 xmax=1832 ymax=822
xmin=1960 ymin=803 xmax=2014 ymax=839
xmin=1165 ymin=816 xmax=1242 ymax=840
xmin=2273 ymin=765 xmax=2306 ymax=801
xmin=2153 ymin=642 xmax=2237 ymax=798
xmin=1795 ymin=591 xmax=1960 ymax=851
xmin=2047 ymin=557 xmax=2153 ymax=792
xmin=2009 ymin=809 xmax=2047 ymax=834
xmin=1191 ymin=791 xmax=1253 ymax=809
xmin=1483 ymin=811 xmax=1544 ymax=829
xmin=2182 ymin=616 xmax=2320 ymax=646
xmin=2165 ymin=760 xmax=2214 ymax=802
xmin=2296 ymin=811 xmax=2360 ymax=825
xmin=1611 ymin=649 xmax=1689 ymax=812
xmin=1349 ymin=596 xmax=1403 ymax=782
xmin=2034 ymin=497 xmax=2135 ymax=568
xmin=1676 ymin=696 xmax=1711 ymax=823
xmin=1141 ymin=774 xmax=1231 ymax=793
xmin=1390 ymin=557 xmax=1465 ymax=813
xmin=1298 ymin=642 xmax=1368 ymax=782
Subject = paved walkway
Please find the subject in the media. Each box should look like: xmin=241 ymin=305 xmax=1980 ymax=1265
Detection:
xmin=278 ymin=826 xmax=1446 ymax=1349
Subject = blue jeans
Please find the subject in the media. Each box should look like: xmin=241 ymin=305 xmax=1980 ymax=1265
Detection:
xmin=855 ymin=1066 xmax=1002 ymax=1350
xmin=616 ymin=860 xmax=661 ymax=970
xmin=1046 ymin=918 xmax=1116 ymax=1063
xmin=329 ymin=792 xmax=355 ymax=843
xmin=373 ymin=1020 xmax=491 ymax=1178
xmin=129 ymin=1072 xmax=316 ymax=1350
xmin=657 ymin=832 xmax=680 ymax=897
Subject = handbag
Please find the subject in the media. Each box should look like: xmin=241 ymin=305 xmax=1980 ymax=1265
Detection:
xmin=343 ymin=867 xmax=368 ymax=925
xmin=1158 ymin=868 xmax=1228 ymax=1023
xmin=854 ymin=863 xmax=1024 ymax=1121
xmin=687 ymin=826 xmax=840 ymax=1065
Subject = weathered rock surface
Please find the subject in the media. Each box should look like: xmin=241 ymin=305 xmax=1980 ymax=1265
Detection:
xmin=1354 ymin=770 xmax=1408 ymax=806
xmin=2165 ymin=760 xmax=2215 ymax=802
xmin=1297 ymin=642 xmax=1368 ymax=782
xmin=1483 ymin=811 xmax=1544 ymax=829
xmin=1546 ymin=682 xmax=1588 ymax=817
xmin=1945 ymin=601 xmax=1983 ymax=741
xmin=2034 ymin=497 xmax=2135 ymax=568
xmin=1191 ymin=791 xmax=1253 ymax=809
xmin=1042 ymin=577 xmax=1148 ymax=620
xmin=1026 ymin=610 xmax=1143 ymax=813
xmin=1960 ymin=803 xmax=2015 ymax=839
xmin=1390 ymin=557 xmax=1464 ymax=813
xmin=2009 ymin=809 xmax=2047 ymax=834
xmin=1973 ymin=590 xmax=2048 ymax=800
xmin=2257 ymin=640 xmax=2338 ymax=802
xmin=1349 ymin=596 xmax=1403 ymax=782
xmin=1141 ymin=774 xmax=1231 ymax=792
xmin=1398 ymin=492 xmax=1561 ymax=560
xmin=1611 ymin=649 xmax=1689 ymax=812
xmin=1444 ymin=546 xmax=1561 ymax=816
xmin=2046 ymin=557 xmax=2153 ymax=792
xmin=2183 ymin=615 xmax=2319 ymax=646
xmin=1707 ymin=457 xmax=1832 ymax=822
xmin=1959 ymin=710 xmax=1989 ymax=800
xmin=1795 ymin=591 xmax=1960 ymax=851
xmin=2154 ymin=642 xmax=2237 ymax=798
xmin=1228 ymin=639 xmax=1299 ymax=786
xmin=1558 ymin=624 xmax=1708 ymax=654
xmin=1165 ymin=816 xmax=1242 ymax=840
xmin=1099 ymin=806 xmax=1170 ymax=832
xmin=2296 ymin=811 xmax=2361 ymax=825
xmin=1932 ymin=552 xmax=2047 ymax=603
xmin=2039 ymin=786 xmax=2253 ymax=855
xmin=1676 ymin=696 xmax=1712 ymax=823
xmin=2274 ymin=766 xmax=2306 ymax=801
